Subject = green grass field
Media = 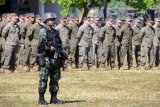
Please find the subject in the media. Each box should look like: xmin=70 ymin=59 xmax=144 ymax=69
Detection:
xmin=0 ymin=69 xmax=160 ymax=107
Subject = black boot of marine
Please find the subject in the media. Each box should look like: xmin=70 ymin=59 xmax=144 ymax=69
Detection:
xmin=38 ymin=92 xmax=48 ymax=105
xmin=50 ymin=92 xmax=64 ymax=104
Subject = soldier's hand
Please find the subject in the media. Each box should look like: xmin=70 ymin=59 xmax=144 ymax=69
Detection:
xmin=49 ymin=46 xmax=55 ymax=52
xmin=67 ymin=55 xmax=72 ymax=60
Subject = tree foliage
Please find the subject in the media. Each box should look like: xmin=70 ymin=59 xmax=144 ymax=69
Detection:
xmin=0 ymin=0 xmax=5 ymax=5
xmin=124 ymin=0 xmax=157 ymax=10
xmin=40 ymin=0 xmax=110 ymax=16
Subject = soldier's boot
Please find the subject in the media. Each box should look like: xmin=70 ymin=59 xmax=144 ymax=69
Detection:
xmin=23 ymin=66 xmax=30 ymax=72
xmin=98 ymin=63 xmax=105 ymax=71
xmin=50 ymin=92 xmax=64 ymax=104
xmin=0 ymin=68 xmax=5 ymax=73
xmin=140 ymin=66 xmax=145 ymax=70
xmin=38 ymin=92 xmax=48 ymax=105
xmin=31 ymin=65 xmax=39 ymax=72
xmin=89 ymin=65 xmax=97 ymax=71
xmin=15 ymin=65 xmax=23 ymax=72
xmin=4 ymin=69 xmax=12 ymax=74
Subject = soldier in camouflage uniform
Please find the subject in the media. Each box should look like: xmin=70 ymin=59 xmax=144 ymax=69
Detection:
xmin=91 ymin=18 xmax=102 ymax=67
xmin=140 ymin=19 xmax=155 ymax=69
xmin=28 ymin=15 xmax=41 ymax=71
xmin=114 ymin=19 xmax=122 ymax=68
xmin=16 ymin=15 xmax=26 ymax=70
xmin=132 ymin=19 xmax=141 ymax=68
xmin=69 ymin=18 xmax=79 ymax=68
xmin=55 ymin=17 xmax=71 ymax=69
xmin=37 ymin=12 xmax=67 ymax=105
xmin=0 ymin=14 xmax=11 ymax=72
xmin=152 ymin=18 xmax=160 ymax=67
xmin=119 ymin=18 xmax=133 ymax=70
xmin=77 ymin=17 xmax=94 ymax=70
xmin=23 ymin=13 xmax=35 ymax=72
xmin=1 ymin=14 xmax=20 ymax=73
xmin=99 ymin=18 xmax=116 ymax=69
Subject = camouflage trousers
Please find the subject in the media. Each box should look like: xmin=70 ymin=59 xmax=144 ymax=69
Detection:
xmin=17 ymin=43 xmax=25 ymax=65
xmin=132 ymin=45 xmax=141 ymax=67
xmin=78 ymin=45 xmax=93 ymax=68
xmin=92 ymin=43 xmax=102 ymax=67
xmin=141 ymin=45 xmax=154 ymax=67
xmin=99 ymin=44 xmax=115 ymax=68
xmin=29 ymin=45 xmax=38 ymax=67
xmin=119 ymin=44 xmax=132 ymax=68
xmin=153 ymin=45 xmax=160 ymax=67
xmin=3 ymin=44 xmax=18 ymax=69
xmin=69 ymin=43 xmax=78 ymax=67
xmin=38 ymin=66 xmax=61 ymax=93
xmin=115 ymin=45 xmax=121 ymax=67
xmin=23 ymin=44 xmax=31 ymax=66
xmin=0 ymin=44 xmax=4 ymax=68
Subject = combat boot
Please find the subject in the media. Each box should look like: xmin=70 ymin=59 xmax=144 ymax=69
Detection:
xmin=23 ymin=66 xmax=30 ymax=72
xmin=38 ymin=92 xmax=48 ymax=105
xmin=50 ymin=92 xmax=64 ymax=104
xmin=4 ymin=69 xmax=12 ymax=73
xmin=0 ymin=68 xmax=5 ymax=73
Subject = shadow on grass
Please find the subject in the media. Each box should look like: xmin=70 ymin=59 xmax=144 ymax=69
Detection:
xmin=63 ymin=100 xmax=86 ymax=104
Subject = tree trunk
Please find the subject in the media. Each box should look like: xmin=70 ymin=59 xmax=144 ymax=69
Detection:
xmin=79 ymin=6 xmax=90 ymax=26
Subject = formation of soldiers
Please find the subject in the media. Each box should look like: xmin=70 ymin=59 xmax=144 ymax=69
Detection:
xmin=0 ymin=12 xmax=160 ymax=73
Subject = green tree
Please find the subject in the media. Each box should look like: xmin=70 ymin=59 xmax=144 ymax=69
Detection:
xmin=0 ymin=0 xmax=5 ymax=5
xmin=40 ymin=0 xmax=111 ymax=24
xmin=124 ymin=0 xmax=157 ymax=10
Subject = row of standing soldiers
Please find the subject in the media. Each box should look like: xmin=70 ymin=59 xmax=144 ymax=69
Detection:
xmin=0 ymin=13 xmax=160 ymax=73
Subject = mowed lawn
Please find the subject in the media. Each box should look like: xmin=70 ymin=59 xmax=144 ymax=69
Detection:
xmin=0 ymin=69 xmax=160 ymax=107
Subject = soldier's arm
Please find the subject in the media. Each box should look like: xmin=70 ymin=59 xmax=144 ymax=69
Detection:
xmin=26 ymin=25 xmax=34 ymax=40
xmin=99 ymin=26 xmax=105 ymax=38
xmin=38 ymin=29 xmax=50 ymax=50
xmin=2 ymin=24 xmax=10 ymax=39
xmin=139 ymin=28 xmax=145 ymax=42
xmin=77 ymin=26 xmax=84 ymax=39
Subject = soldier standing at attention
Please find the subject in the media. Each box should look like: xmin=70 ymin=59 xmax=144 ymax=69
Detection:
xmin=119 ymin=18 xmax=133 ymax=70
xmin=114 ymin=19 xmax=122 ymax=68
xmin=2 ymin=14 xmax=20 ymax=73
xmin=92 ymin=18 xmax=102 ymax=67
xmin=68 ymin=18 xmax=79 ymax=68
xmin=37 ymin=12 xmax=68 ymax=105
xmin=29 ymin=15 xmax=41 ymax=72
xmin=23 ymin=13 xmax=35 ymax=72
xmin=55 ymin=17 xmax=71 ymax=70
xmin=153 ymin=18 xmax=160 ymax=67
xmin=77 ymin=17 xmax=94 ymax=70
xmin=16 ymin=14 xmax=29 ymax=71
xmin=132 ymin=19 xmax=141 ymax=69
xmin=99 ymin=18 xmax=116 ymax=70
xmin=140 ymin=19 xmax=155 ymax=70
xmin=0 ymin=14 xmax=11 ymax=72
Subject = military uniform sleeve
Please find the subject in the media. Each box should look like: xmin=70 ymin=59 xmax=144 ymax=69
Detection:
xmin=140 ymin=27 xmax=145 ymax=42
xmin=99 ymin=26 xmax=106 ymax=38
xmin=38 ymin=28 xmax=50 ymax=50
xmin=26 ymin=25 xmax=34 ymax=40
xmin=77 ymin=26 xmax=84 ymax=39
xmin=2 ymin=23 xmax=10 ymax=38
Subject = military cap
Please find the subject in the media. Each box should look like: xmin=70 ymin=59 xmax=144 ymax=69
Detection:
xmin=125 ymin=17 xmax=132 ymax=21
xmin=116 ymin=19 xmax=122 ymax=23
xmin=24 ymin=13 xmax=34 ymax=17
xmin=146 ymin=19 xmax=153 ymax=23
xmin=35 ymin=15 xmax=41 ymax=19
xmin=10 ymin=13 xmax=19 ymax=18
xmin=134 ymin=18 xmax=140 ymax=22
xmin=105 ymin=17 xmax=113 ymax=22
xmin=19 ymin=15 xmax=24 ymax=18
xmin=154 ymin=18 xmax=160 ymax=22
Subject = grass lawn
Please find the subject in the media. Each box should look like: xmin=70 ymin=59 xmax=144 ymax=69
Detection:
xmin=0 ymin=69 xmax=160 ymax=107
